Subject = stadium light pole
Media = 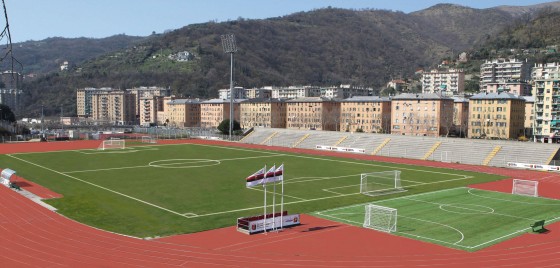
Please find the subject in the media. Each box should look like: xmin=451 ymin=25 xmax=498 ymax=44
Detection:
xmin=221 ymin=34 xmax=237 ymax=141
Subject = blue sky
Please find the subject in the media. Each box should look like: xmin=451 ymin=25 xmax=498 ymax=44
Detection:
xmin=6 ymin=0 xmax=552 ymax=43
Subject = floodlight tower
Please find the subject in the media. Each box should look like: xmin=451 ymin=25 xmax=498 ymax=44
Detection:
xmin=221 ymin=34 xmax=237 ymax=140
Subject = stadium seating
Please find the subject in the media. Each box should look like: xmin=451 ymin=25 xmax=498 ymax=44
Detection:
xmin=240 ymin=128 xmax=560 ymax=167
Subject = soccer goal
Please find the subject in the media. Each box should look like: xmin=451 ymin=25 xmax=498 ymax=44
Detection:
xmin=98 ymin=139 xmax=125 ymax=150
xmin=363 ymin=204 xmax=397 ymax=233
xmin=512 ymin=179 xmax=538 ymax=197
xmin=360 ymin=170 xmax=405 ymax=196
xmin=141 ymin=136 xmax=157 ymax=144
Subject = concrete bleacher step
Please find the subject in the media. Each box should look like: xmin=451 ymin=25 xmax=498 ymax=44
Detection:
xmin=238 ymin=130 xmax=255 ymax=143
xmin=372 ymin=138 xmax=391 ymax=155
xmin=333 ymin=136 xmax=348 ymax=147
xmin=482 ymin=145 xmax=502 ymax=166
xmin=422 ymin=141 xmax=442 ymax=160
xmin=292 ymin=134 xmax=310 ymax=148
xmin=546 ymin=147 xmax=560 ymax=165
xmin=260 ymin=132 xmax=278 ymax=145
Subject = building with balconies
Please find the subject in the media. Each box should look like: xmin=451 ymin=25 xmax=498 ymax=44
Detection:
xmin=480 ymin=58 xmax=531 ymax=91
xmin=200 ymin=99 xmax=245 ymax=129
xmin=422 ymin=69 xmax=465 ymax=96
xmin=391 ymin=93 xmax=454 ymax=137
xmin=532 ymin=64 xmax=560 ymax=142
xmin=469 ymin=92 xmax=525 ymax=140
xmin=166 ymin=99 xmax=202 ymax=128
xmin=126 ymin=86 xmax=171 ymax=120
xmin=339 ymin=96 xmax=391 ymax=133
xmin=240 ymin=98 xmax=287 ymax=129
xmin=286 ymin=97 xmax=340 ymax=131
xmin=89 ymin=90 xmax=135 ymax=124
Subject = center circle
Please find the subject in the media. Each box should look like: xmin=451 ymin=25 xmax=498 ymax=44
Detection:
xmin=149 ymin=159 xmax=220 ymax=168
xmin=439 ymin=203 xmax=494 ymax=214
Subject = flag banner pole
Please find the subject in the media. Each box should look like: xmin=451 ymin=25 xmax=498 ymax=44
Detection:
xmin=272 ymin=173 xmax=277 ymax=231
xmin=263 ymin=165 xmax=267 ymax=234
xmin=280 ymin=163 xmax=284 ymax=230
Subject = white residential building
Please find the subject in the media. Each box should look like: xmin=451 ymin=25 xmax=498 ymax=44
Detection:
xmin=422 ymin=69 xmax=465 ymax=96
xmin=480 ymin=58 xmax=531 ymax=90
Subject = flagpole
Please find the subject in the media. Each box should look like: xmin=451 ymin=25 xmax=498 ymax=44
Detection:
xmin=272 ymin=164 xmax=276 ymax=231
xmin=280 ymin=163 xmax=284 ymax=230
xmin=263 ymin=165 xmax=267 ymax=234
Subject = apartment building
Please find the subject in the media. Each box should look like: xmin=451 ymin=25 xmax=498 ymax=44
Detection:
xmin=126 ymin=86 xmax=171 ymax=119
xmin=77 ymin=87 xmax=117 ymax=118
xmin=480 ymin=58 xmax=531 ymax=91
xmin=532 ymin=65 xmax=560 ymax=143
xmin=422 ymin=69 xmax=465 ymax=96
xmin=90 ymin=90 xmax=135 ymax=124
xmin=468 ymin=92 xmax=525 ymax=140
xmin=286 ymin=97 xmax=340 ymax=131
xmin=339 ymin=96 xmax=391 ymax=133
xmin=522 ymin=96 xmax=534 ymax=138
xmin=139 ymin=96 xmax=167 ymax=126
xmin=240 ymin=98 xmax=287 ymax=129
xmin=391 ymin=93 xmax=454 ymax=137
xmin=166 ymin=99 xmax=201 ymax=128
xmin=244 ymin=88 xmax=272 ymax=99
xmin=452 ymin=96 xmax=470 ymax=137
xmin=271 ymin=86 xmax=321 ymax=99
xmin=532 ymin=62 xmax=560 ymax=79
xmin=218 ymin=87 xmax=246 ymax=99
xmin=321 ymin=85 xmax=371 ymax=99
xmin=200 ymin=99 xmax=244 ymax=129
xmin=485 ymin=81 xmax=531 ymax=96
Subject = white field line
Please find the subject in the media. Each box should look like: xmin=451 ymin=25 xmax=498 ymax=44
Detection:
xmin=318 ymin=208 xmax=471 ymax=248
xmin=6 ymin=154 xmax=191 ymax=219
xmin=317 ymin=187 xmax=560 ymax=250
xmin=64 ymin=165 xmax=150 ymax=174
xmin=247 ymin=187 xmax=307 ymax=201
xmin=62 ymin=154 xmax=283 ymax=174
xmin=190 ymin=143 xmax=474 ymax=178
xmin=316 ymin=187 xmax=465 ymax=215
xmin=322 ymin=184 xmax=361 ymax=195
xmin=467 ymin=188 xmax=560 ymax=206
xmin=467 ymin=215 xmax=560 ymax=249
xmin=402 ymin=197 xmax=539 ymax=221
xmin=315 ymin=212 xmax=363 ymax=226
xmin=186 ymin=192 xmax=362 ymax=218
xmin=8 ymin=142 xmax=190 ymax=156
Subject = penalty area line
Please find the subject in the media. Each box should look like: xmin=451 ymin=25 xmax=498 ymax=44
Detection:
xmin=6 ymin=154 xmax=190 ymax=219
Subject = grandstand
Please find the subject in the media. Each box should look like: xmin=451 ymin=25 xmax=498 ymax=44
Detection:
xmin=240 ymin=127 xmax=560 ymax=168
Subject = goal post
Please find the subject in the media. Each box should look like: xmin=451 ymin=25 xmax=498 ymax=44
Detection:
xmin=363 ymin=204 xmax=397 ymax=233
xmin=512 ymin=179 xmax=538 ymax=197
xmin=360 ymin=170 xmax=405 ymax=196
xmin=98 ymin=139 xmax=125 ymax=150
xmin=141 ymin=136 xmax=157 ymax=144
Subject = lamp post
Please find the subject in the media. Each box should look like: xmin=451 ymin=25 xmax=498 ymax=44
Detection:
xmin=221 ymin=34 xmax=237 ymax=141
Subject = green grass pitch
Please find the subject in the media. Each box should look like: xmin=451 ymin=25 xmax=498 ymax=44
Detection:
xmin=314 ymin=188 xmax=560 ymax=251
xmin=0 ymin=142 xmax=507 ymax=238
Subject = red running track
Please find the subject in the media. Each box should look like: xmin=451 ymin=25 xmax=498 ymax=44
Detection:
xmin=1 ymin=139 xmax=560 ymax=267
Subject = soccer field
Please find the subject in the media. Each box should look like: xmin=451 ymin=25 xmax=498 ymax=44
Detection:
xmin=314 ymin=187 xmax=560 ymax=251
xmin=0 ymin=142 xmax=506 ymax=238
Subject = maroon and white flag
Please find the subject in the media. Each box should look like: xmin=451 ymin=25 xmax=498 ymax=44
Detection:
xmin=265 ymin=164 xmax=283 ymax=184
xmin=245 ymin=167 xmax=266 ymax=188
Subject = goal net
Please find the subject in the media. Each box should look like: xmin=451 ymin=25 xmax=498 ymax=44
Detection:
xmin=141 ymin=136 xmax=157 ymax=144
xmin=512 ymin=179 xmax=538 ymax=197
xmin=98 ymin=139 xmax=125 ymax=150
xmin=360 ymin=170 xmax=405 ymax=196
xmin=363 ymin=204 xmax=397 ymax=233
